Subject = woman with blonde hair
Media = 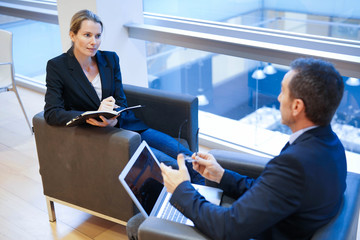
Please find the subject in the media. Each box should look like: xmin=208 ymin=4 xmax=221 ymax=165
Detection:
xmin=44 ymin=9 xmax=203 ymax=184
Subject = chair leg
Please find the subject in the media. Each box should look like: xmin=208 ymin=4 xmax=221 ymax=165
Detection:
xmin=46 ymin=197 xmax=56 ymax=222
xmin=12 ymin=87 xmax=33 ymax=134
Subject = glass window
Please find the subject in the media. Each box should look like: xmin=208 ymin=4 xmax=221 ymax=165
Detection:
xmin=143 ymin=0 xmax=360 ymax=42
xmin=141 ymin=0 xmax=360 ymax=160
xmin=146 ymin=42 xmax=360 ymax=156
xmin=0 ymin=14 xmax=62 ymax=84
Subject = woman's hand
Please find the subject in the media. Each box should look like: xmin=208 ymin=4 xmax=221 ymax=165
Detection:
xmin=87 ymin=96 xmax=118 ymax=127
xmin=98 ymin=96 xmax=116 ymax=111
xmin=86 ymin=115 xmax=118 ymax=127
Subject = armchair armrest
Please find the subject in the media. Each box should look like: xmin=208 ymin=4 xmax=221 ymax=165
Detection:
xmin=33 ymin=112 xmax=141 ymax=222
xmin=138 ymin=217 xmax=209 ymax=240
xmin=123 ymin=84 xmax=198 ymax=152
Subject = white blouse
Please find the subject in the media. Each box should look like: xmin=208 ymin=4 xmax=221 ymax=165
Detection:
xmin=91 ymin=73 xmax=102 ymax=100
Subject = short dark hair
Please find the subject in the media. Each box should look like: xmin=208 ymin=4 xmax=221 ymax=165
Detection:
xmin=70 ymin=9 xmax=103 ymax=35
xmin=289 ymin=58 xmax=344 ymax=126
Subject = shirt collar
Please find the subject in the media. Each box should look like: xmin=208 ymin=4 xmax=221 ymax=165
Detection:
xmin=289 ymin=125 xmax=318 ymax=145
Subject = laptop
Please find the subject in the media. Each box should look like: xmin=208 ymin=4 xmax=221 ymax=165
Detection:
xmin=119 ymin=140 xmax=223 ymax=226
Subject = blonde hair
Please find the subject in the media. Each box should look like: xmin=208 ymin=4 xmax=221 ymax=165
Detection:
xmin=70 ymin=9 xmax=103 ymax=35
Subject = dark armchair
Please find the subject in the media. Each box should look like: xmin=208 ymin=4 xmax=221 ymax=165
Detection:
xmin=138 ymin=150 xmax=360 ymax=240
xmin=33 ymin=84 xmax=198 ymax=225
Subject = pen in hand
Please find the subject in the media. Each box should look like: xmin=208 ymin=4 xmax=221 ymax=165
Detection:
xmin=184 ymin=154 xmax=198 ymax=163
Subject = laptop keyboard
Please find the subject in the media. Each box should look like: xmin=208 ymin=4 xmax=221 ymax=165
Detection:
xmin=161 ymin=201 xmax=188 ymax=224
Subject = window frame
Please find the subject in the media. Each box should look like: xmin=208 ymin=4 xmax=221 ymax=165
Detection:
xmin=127 ymin=13 xmax=360 ymax=78
xmin=0 ymin=0 xmax=57 ymax=24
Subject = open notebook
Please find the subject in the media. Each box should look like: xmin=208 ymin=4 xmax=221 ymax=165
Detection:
xmin=119 ymin=141 xmax=223 ymax=226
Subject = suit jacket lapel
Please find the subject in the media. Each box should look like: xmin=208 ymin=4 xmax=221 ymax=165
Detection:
xmin=281 ymin=126 xmax=327 ymax=152
xmin=280 ymin=142 xmax=290 ymax=152
xmin=289 ymin=126 xmax=331 ymax=148
xmin=67 ymin=49 xmax=100 ymax=107
xmin=96 ymin=52 xmax=112 ymax=100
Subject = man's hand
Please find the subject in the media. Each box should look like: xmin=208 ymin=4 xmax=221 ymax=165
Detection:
xmin=192 ymin=152 xmax=225 ymax=184
xmin=160 ymin=154 xmax=190 ymax=194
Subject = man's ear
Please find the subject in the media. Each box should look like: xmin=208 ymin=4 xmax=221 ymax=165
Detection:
xmin=292 ymin=98 xmax=305 ymax=117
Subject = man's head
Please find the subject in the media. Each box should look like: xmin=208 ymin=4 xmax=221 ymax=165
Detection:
xmin=278 ymin=58 xmax=344 ymax=130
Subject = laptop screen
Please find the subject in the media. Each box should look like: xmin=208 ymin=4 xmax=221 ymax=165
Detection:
xmin=124 ymin=145 xmax=164 ymax=215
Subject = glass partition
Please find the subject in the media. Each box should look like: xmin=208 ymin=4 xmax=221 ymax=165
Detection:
xmin=146 ymin=42 xmax=360 ymax=155
xmin=0 ymin=14 xmax=62 ymax=84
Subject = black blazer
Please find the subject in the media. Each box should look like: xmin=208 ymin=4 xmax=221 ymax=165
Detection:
xmin=44 ymin=48 xmax=148 ymax=131
xmin=170 ymin=125 xmax=347 ymax=240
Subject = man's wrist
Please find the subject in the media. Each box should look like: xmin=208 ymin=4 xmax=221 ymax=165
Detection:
xmin=171 ymin=181 xmax=191 ymax=202
xmin=216 ymin=168 xmax=225 ymax=183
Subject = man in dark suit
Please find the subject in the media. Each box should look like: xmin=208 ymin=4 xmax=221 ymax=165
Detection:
xmin=160 ymin=58 xmax=347 ymax=240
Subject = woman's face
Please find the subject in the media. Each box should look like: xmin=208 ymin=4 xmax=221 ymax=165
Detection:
xmin=70 ymin=20 xmax=102 ymax=58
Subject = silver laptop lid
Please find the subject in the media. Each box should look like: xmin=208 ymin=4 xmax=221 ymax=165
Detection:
xmin=119 ymin=141 xmax=165 ymax=217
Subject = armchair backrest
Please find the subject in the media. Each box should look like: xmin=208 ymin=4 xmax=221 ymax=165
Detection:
xmin=124 ymin=84 xmax=199 ymax=152
xmin=0 ymin=29 xmax=14 ymax=89
xmin=311 ymin=172 xmax=360 ymax=240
